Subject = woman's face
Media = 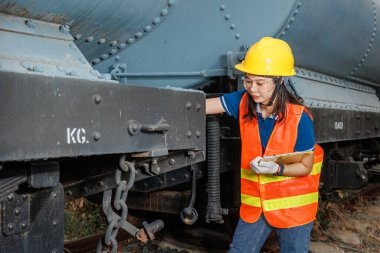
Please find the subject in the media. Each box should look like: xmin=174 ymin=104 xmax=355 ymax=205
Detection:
xmin=243 ymin=74 xmax=276 ymax=105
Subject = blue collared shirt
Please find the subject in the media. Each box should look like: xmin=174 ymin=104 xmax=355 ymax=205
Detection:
xmin=220 ymin=89 xmax=315 ymax=152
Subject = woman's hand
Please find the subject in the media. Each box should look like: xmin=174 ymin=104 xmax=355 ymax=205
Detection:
xmin=250 ymin=152 xmax=315 ymax=177
xmin=250 ymin=156 xmax=280 ymax=174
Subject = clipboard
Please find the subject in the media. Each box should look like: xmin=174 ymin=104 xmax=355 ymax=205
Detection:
xmin=259 ymin=150 xmax=313 ymax=165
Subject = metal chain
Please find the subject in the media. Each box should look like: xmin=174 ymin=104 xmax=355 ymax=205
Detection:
xmin=97 ymin=155 xmax=137 ymax=253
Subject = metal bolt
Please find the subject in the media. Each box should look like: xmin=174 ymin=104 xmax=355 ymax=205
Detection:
xmin=6 ymin=194 xmax=15 ymax=202
xmin=144 ymin=25 xmax=152 ymax=32
xmin=7 ymin=223 xmax=15 ymax=232
xmin=74 ymin=34 xmax=82 ymax=40
xmin=109 ymin=40 xmax=117 ymax=46
xmin=92 ymin=58 xmax=101 ymax=65
xmin=161 ymin=8 xmax=169 ymax=16
xmin=51 ymin=248 xmax=58 ymax=253
xmin=152 ymin=17 xmax=161 ymax=25
xmin=21 ymin=194 xmax=27 ymax=200
xmin=67 ymin=70 xmax=79 ymax=76
xmin=93 ymin=94 xmax=102 ymax=104
xmin=110 ymin=49 xmax=118 ymax=55
xmin=187 ymin=131 xmax=192 ymax=138
xmin=169 ymin=159 xmax=175 ymax=165
xmin=171 ymin=178 xmax=176 ymax=182
xmin=195 ymin=131 xmax=201 ymax=138
xmin=127 ymin=38 xmax=135 ymax=44
xmin=25 ymin=19 xmax=34 ymax=28
xmin=196 ymin=103 xmax=201 ymax=111
xmin=21 ymin=223 xmax=27 ymax=229
xmin=98 ymin=38 xmax=106 ymax=44
xmin=14 ymin=207 xmax=21 ymax=216
xmin=168 ymin=0 xmax=176 ymax=7
xmin=99 ymin=181 xmax=105 ymax=187
xmin=100 ymin=54 xmax=109 ymax=60
xmin=20 ymin=61 xmax=34 ymax=71
xmin=135 ymin=32 xmax=143 ymax=39
xmin=118 ymin=43 xmax=126 ymax=49
xmin=85 ymin=36 xmax=94 ymax=42
xmin=52 ymin=192 xmax=58 ymax=199
xmin=52 ymin=220 xmax=58 ymax=227
xmin=186 ymin=101 xmax=192 ymax=109
xmin=93 ymin=131 xmax=101 ymax=141
xmin=59 ymin=24 xmax=70 ymax=33
xmin=225 ymin=14 xmax=230 ymax=20
xmin=33 ymin=65 xmax=44 ymax=73
xmin=230 ymin=23 xmax=236 ymax=30
xmin=235 ymin=33 xmax=241 ymax=39
xmin=220 ymin=4 xmax=226 ymax=11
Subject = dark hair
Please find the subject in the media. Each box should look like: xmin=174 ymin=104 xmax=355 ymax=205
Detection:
xmin=243 ymin=77 xmax=306 ymax=123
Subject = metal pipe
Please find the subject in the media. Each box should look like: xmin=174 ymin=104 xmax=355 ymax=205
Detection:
xmin=115 ymin=69 xmax=226 ymax=78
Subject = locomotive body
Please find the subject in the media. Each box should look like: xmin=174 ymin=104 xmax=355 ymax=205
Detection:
xmin=0 ymin=1 xmax=379 ymax=252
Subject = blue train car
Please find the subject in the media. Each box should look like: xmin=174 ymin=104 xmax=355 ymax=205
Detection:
xmin=0 ymin=1 xmax=379 ymax=252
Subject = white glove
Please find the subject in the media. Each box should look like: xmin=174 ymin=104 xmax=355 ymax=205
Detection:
xmin=250 ymin=156 xmax=280 ymax=175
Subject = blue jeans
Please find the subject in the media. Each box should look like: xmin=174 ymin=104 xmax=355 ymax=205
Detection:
xmin=228 ymin=215 xmax=314 ymax=253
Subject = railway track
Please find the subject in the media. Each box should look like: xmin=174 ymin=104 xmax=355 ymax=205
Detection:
xmin=64 ymin=222 xmax=230 ymax=253
xmin=64 ymin=183 xmax=380 ymax=253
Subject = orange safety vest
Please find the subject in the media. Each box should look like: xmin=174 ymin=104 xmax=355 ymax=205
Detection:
xmin=239 ymin=93 xmax=324 ymax=228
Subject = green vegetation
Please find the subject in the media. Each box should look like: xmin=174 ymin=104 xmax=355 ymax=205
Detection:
xmin=64 ymin=198 xmax=107 ymax=241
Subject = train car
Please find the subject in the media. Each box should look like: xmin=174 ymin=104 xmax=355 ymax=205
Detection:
xmin=1 ymin=0 xmax=379 ymax=252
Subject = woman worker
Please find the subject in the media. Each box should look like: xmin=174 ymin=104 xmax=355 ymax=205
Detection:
xmin=206 ymin=37 xmax=324 ymax=253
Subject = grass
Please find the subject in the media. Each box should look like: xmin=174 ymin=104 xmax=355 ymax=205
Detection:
xmin=64 ymin=197 xmax=107 ymax=241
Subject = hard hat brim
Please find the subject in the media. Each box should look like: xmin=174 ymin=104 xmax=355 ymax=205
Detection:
xmin=234 ymin=63 xmax=296 ymax=76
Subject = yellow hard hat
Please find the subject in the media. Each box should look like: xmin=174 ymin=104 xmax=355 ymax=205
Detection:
xmin=235 ymin=37 xmax=296 ymax=76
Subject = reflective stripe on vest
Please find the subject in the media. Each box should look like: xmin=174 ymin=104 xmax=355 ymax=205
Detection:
xmin=241 ymin=194 xmax=261 ymax=207
xmin=238 ymin=92 xmax=324 ymax=227
xmin=263 ymin=192 xmax=319 ymax=211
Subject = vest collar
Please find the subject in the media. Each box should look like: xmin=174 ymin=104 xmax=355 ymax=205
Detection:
xmin=256 ymin=103 xmax=278 ymax=120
